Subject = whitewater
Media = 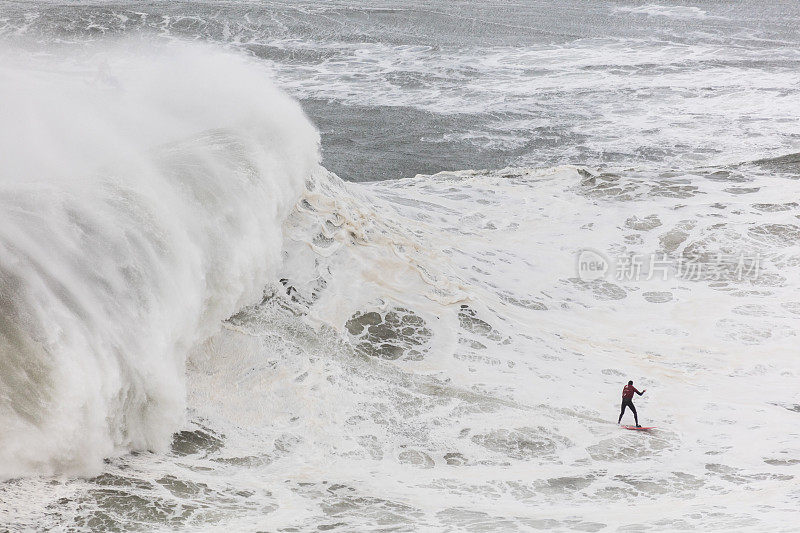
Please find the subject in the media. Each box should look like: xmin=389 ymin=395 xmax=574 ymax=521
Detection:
xmin=1 ymin=1 xmax=800 ymax=531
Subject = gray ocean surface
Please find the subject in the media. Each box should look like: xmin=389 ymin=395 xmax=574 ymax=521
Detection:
xmin=3 ymin=0 xmax=799 ymax=180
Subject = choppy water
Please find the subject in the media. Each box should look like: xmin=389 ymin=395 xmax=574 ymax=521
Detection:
xmin=1 ymin=1 xmax=799 ymax=531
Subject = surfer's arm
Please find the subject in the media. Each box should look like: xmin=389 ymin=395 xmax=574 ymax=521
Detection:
xmin=635 ymin=388 xmax=645 ymax=395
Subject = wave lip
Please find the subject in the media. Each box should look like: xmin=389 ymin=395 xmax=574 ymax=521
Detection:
xmin=0 ymin=41 xmax=320 ymax=477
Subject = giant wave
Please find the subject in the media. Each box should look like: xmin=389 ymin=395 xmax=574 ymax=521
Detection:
xmin=0 ymin=42 xmax=319 ymax=476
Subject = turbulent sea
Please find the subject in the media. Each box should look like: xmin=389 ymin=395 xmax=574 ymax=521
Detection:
xmin=1 ymin=1 xmax=799 ymax=531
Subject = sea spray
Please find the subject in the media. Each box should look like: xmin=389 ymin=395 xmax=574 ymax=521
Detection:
xmin=0 ymin=42 xmax=319 ymax=476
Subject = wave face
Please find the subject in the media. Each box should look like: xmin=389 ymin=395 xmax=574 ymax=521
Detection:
xmin=0 ymin=42 xmax=319 ymax=476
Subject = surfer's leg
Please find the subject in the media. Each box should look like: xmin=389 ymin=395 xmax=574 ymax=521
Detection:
xmin=618 ymin=401 xmax=627 ymax=423
xmin=630 ymin=403 xmax=639 ymax=426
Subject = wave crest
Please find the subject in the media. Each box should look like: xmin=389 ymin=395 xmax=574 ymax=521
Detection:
xmin=0 ymin=41 xmax=319 ymax=476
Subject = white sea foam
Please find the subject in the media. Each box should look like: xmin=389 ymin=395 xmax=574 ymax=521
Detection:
xmin=0 ymin=42 xmax=319 ymax=477
xmin=2 ymin=159 xmax=799 ymax=529
xmin=172 ymin=164 xmax=799 ymax=530
xmin=616 ymin=4 xmax=710 ymax=20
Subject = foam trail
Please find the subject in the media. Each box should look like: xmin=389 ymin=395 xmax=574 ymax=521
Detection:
xmin=0 ymin=42 xmax=319 ymax=477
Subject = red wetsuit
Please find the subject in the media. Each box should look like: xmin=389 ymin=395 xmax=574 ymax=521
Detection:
xmin=619 ymin=384 xmax=643 ymax=425
xmin=622 ymin=384 xmax=641 ymax=400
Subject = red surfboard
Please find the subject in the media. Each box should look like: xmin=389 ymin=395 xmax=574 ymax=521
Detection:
xmin=622 ymin=425 xmax=656 ymax=430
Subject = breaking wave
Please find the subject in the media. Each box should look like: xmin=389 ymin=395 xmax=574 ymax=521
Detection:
xmin=0 ymin=42 xmax=319 ymax=476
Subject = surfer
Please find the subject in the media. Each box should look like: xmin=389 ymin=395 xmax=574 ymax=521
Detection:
xmin=618 ymin=380 xmax=646 ymax=427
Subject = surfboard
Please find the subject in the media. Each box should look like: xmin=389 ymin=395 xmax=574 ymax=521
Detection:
xmin=621 ymin=425 xmax=656 ymax=430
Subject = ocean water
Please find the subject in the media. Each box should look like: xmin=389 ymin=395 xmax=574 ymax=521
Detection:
xmin=1 ymin=1 xmax=799 ymax=531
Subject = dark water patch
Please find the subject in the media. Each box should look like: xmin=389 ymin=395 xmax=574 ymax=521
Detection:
xmin=286 ymin=481 xmax=424 ymax=530
xmin=773 ymin=402 xmax=800 ymax=412
xmin=578 ymin=172 xmax=638 ymax=201
xmin=610 ymin=473 xmax=703 ymax=497
xmin=614 ymin=477 xmax=669 ymax=496
xmin=731 ymin=304 xmax=771 ymax=316
xmin=643 ymin=291 xmax=673 ymax=303
xmin=435 ymin=508 xmax=521 ymax=532
xmin=625 ymin=214 xmax=662 ymax=231
xmin=91 ymin=473 xmax=154 ymax=491
xmin=244 ymin=43 xmax=340 ymax=64
xmin=705 ymin=463 xmax=793 ymax=484
xmin=763 ymin=458 xmax=800 ymax=466
xmin=704 ymin=169 xmax=749 ymax=183
xmin=650 ymin=182 xmax=701 ymax=199
xmin=470 ymin=427 xmax=569 ymax=461
xmin=212 ymin=455 xmax=272 ymax=467
xmin=748 ymin=223 xmax=800 ymax=246
xmin=715 ymin=318 xmax=777 ymax=345
xmin=523 ymin=517 xmax=606 ymax=531
xmin=751 ymin=202 xmax=798 ymax=212
xmin=346 ymin=307 xmax=432 ymax=361
xmin=444 ymin=452 xmax=468 ymax=466
xmin=156 ymin=475 xmax=210 ymax=499
xmin=724 ymin=186 xmax=760 ymax=195
xmin=704 ymin=463 xmax=746 ymax=484
xmin=501 ymin=476 xmax=597 ymax=501
xmin=499 ymin=292 xmax=548 ymax=310
xmin=624 ymin=233 xmax=644 ymax=245
xmin=566 ymin=279 xmax=627 ymax=301
xmin=751 ymin=151 xmax=800 ymax=175
xmin=458 ymin=305 xmax=505 ymax=341
xmin=536 ymin=475 xmax=594 ymax=495
xmin=73 ymin=489 xmax=194 ymax=531
xmin=659 ymin=226 xmax=691 ymax=254
xmin=69 ymin=471 xmax=277 ymax=531
xmin=397 ymin=449 xmax=435 ymax=468
xmin=302 ymin=98 xmax=560 ymax=181
xmin=587 ymin=432 xmax=671 ymax=462
xmin=171 ymin=427 xmax=224 ymax=457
